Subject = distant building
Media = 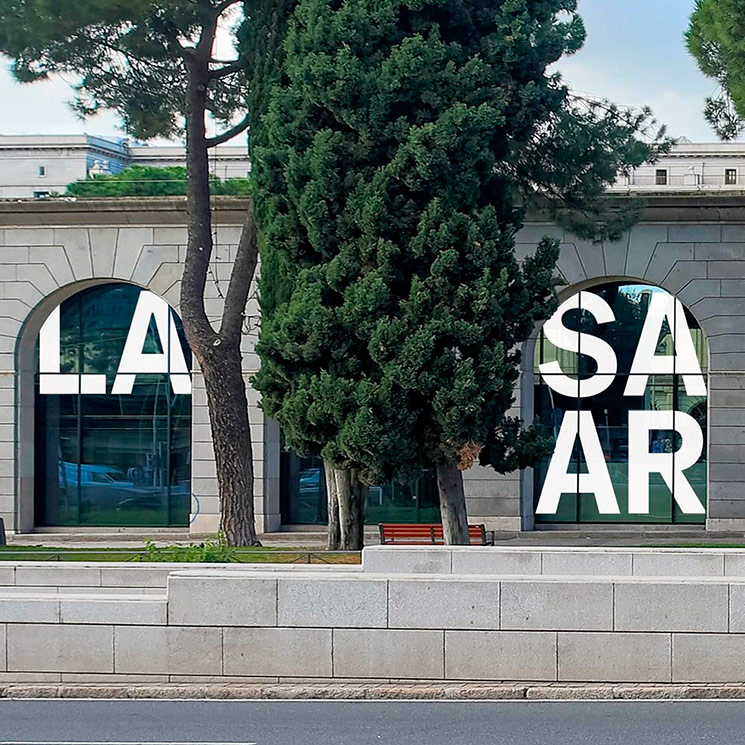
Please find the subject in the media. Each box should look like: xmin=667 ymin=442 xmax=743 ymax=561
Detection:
xmin=609 ymin=141 xmax=745 ymax=191
xmin=5 ymin=135 xmax=745 ymax=200
xmin=0 ymin=134 xmax=250 ymax=199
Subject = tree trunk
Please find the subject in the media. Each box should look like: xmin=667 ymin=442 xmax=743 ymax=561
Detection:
xmin=436 ymin=462 xmax=470 ymax=545
xmin=329 ymin=467 xmax=366 ymax=550
xmin=324 ymin=459 xmax=340 ymax=550
xmin=202 ymin=343 xmax=259 ymax=546
xmin=179 ymin=41 xmax=260 ymax=546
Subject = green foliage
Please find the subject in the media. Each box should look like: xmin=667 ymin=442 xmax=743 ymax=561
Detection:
xmin=242 ymin=0 xmax=300 ymax=317
xmin=687 ymin=0 xmax=745 ymax=140
xmin=0 ymin=0 xmax=247 ymax=140
xmin=253 ymin=0 xmax=667 ymax=485
xmin=65 ymin=166 xmax=251 ymax=197
xmin=135 ymin=533 xmax=239 ymax=563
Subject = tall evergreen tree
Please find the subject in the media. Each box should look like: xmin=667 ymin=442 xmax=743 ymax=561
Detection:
xmin=687 ymin=0 xmax=745 ymax=140
xmin=254 ymin=0 xmax=668 ymax=544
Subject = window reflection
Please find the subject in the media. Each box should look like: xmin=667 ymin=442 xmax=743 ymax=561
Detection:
xmin=280 ymin=452 xmax=440 ymax=525
xmin=534 ymin=283 xmax=707 ymax=525
xmin=35 ymin=284 xmax=191 ymax=527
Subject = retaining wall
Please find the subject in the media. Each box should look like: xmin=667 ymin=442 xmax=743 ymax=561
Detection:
xmin=0 ymin=560 xmax=352 ymax=595
xmin=1 ymin=548 xmax=744 ymax=684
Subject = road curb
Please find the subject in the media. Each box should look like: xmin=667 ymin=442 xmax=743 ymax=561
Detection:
xmin=2 ymin=683 xmax=745 ymax=700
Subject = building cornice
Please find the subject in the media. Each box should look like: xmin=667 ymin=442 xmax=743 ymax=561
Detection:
xmin=0 ymin=196 xmax=250 ymax=226
xmin=2 ymin=193 xmax=745 ymax=228
xmin=524 ymin=193 xmax=745 ymax=224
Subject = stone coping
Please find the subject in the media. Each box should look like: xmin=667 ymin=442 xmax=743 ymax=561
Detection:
xmin=4 ymin=193 xmax=745 ymax=224
xmin=365 ymin=546 xmax=745 ymax=553
xmin=0 ymin=560 xmax=355 ymax=569
xmin=2 ymin=682 xmax=745 ymax=700
xmin=0 ymin=196 xmax=249 ymax=225
xmin=361 ymin=545 xmax=745 ymax=577
xmin=166 ymin=568 xmax=745 ymax=582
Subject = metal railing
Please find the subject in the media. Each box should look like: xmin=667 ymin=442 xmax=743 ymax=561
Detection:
xmin=609 ymin=174 xmax=745 ymax=189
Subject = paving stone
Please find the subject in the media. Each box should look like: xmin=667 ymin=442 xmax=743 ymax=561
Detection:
xmin=114 ymin=626 xmax=222 ymax=676
xmin=615 ymin=581 xmax=728 ymax=632
xmin=501 ymin=580 xmax=613 ymax=631
xmin=224 ymin=628 xmax=332 ymax=677
xmin=388 ymin=579 xmax=500 ymax=630
xmin=333 ymin=629 xmax=444 ymax=679
xmin=278 ymin=577 xmax=387 ymax=628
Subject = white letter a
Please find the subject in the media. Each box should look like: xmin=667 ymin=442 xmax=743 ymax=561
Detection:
xmin=112 ymin=291 xmax=191 ymax=395
xmin=536 ymin=411 xmax=619 ymax=515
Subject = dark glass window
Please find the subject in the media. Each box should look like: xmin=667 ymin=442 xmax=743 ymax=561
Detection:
xmin=280 ymin=452 xmax=440 ymax=525
xmin=726 ymin=168 xmax=738 ymax=185
xmin=35 ymin=284 xmax=192 ymax=527
xmin=534 ymin=283 xmax=707 ymax=524
xmin=655 ymin=169 xmax=668 ymax=185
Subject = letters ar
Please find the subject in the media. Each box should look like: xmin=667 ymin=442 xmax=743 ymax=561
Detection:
xmin=535 ymin=290 xmax=706 ymax=516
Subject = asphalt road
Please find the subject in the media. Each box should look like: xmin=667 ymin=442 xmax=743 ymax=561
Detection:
xmin=1 ymin=699 xmax=745 ymax=745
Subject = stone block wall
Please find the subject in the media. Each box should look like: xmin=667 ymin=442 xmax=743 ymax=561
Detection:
xmin=4 ymin=194 xmax=745 ymax=533
xmin=0 ymin=199 xmax=277 ymax=534
xmin=0 ymin=547 xmax=745 ymax=683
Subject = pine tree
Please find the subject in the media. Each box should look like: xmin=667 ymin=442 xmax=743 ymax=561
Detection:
xmin=0 ymin=0 xmax=285 ymax=545
xmin=687 ymin=0 xmax=745 ymax=140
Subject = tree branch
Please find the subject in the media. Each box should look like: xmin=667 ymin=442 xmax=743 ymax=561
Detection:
xmin=215 ymin=0 xmax=241 ymax=16
xmin=220 ymin=199 xmax=259 ymax=345
xmin=209 ymin=60 xmax=242 ymax=79
xmin=165 ymin=30 xmax=194 ymax=61
xmin=206 ymin=113 xmax=250 ymax=147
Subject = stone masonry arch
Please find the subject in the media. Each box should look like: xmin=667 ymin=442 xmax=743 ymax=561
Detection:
xmin=0 ymin=201 xmax=277 ymax=535
xmin=514 ymin=220 xmax=742 ymax=531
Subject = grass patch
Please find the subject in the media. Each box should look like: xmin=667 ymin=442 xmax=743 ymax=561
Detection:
xmin=0 ymin=544 xmax=360 ymax=564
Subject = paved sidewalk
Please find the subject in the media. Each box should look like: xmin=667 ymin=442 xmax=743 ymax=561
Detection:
xmin=3 ymin=682 xmax=745 ymax=700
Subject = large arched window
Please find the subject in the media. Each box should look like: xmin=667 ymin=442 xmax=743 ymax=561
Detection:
xmin=533 ymin=282 xmax=707 ymax=524
xmin=34 ymin=284 xmax=192 ymax=527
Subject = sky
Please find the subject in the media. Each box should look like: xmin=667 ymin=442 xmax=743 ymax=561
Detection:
xmin=0 ymin=0 xmax=723 ymax=143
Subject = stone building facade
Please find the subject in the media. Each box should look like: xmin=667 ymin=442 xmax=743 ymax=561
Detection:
xmin=0 ymin=197 xmax=278 ymax=535
xmin=1 ymin=192 xmax=744 ymax=535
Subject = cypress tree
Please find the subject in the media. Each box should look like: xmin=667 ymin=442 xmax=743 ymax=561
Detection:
xmin=253 ymin=0 xmax=668 ymax=544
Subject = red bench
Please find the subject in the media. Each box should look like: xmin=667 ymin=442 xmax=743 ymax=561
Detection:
xmin=378 ymin=523 xmax=489 ymax=546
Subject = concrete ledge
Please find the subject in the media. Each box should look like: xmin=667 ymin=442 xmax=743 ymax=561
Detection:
xmin=362 ymin=546 xmax=745 ymax=578
xmin=3 ymin=682 xmax=745 ymax=700
xmin=6 ymin=552 xmax=745 ymax=684
xmin=0 ymin=561 xmax=355 ymax=593
xmin=168 ymin=574 xmax=277 ymax=627
xmin=0 ymin=593 xmax=166 ymax=625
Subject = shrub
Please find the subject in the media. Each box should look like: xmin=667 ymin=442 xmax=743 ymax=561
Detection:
xmin=137 ymin=533 xmax=238 ymax=563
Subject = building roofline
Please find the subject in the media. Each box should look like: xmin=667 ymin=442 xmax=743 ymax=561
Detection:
xmin=0 ymin=196 xmax=250 ymax=226
xmin=0 ymin=134 xmax=130 ymax=156
xmin=1 ymin=193 xmax=745 ymax=228
xmin=525 ymin=192 xmax=745 ymax=223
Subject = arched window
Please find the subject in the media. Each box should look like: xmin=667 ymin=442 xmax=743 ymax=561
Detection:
xmin=34 ymin=283 xmax=192 ymax=527
xmin=533 ymin=282 xmax=708 ymax=524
